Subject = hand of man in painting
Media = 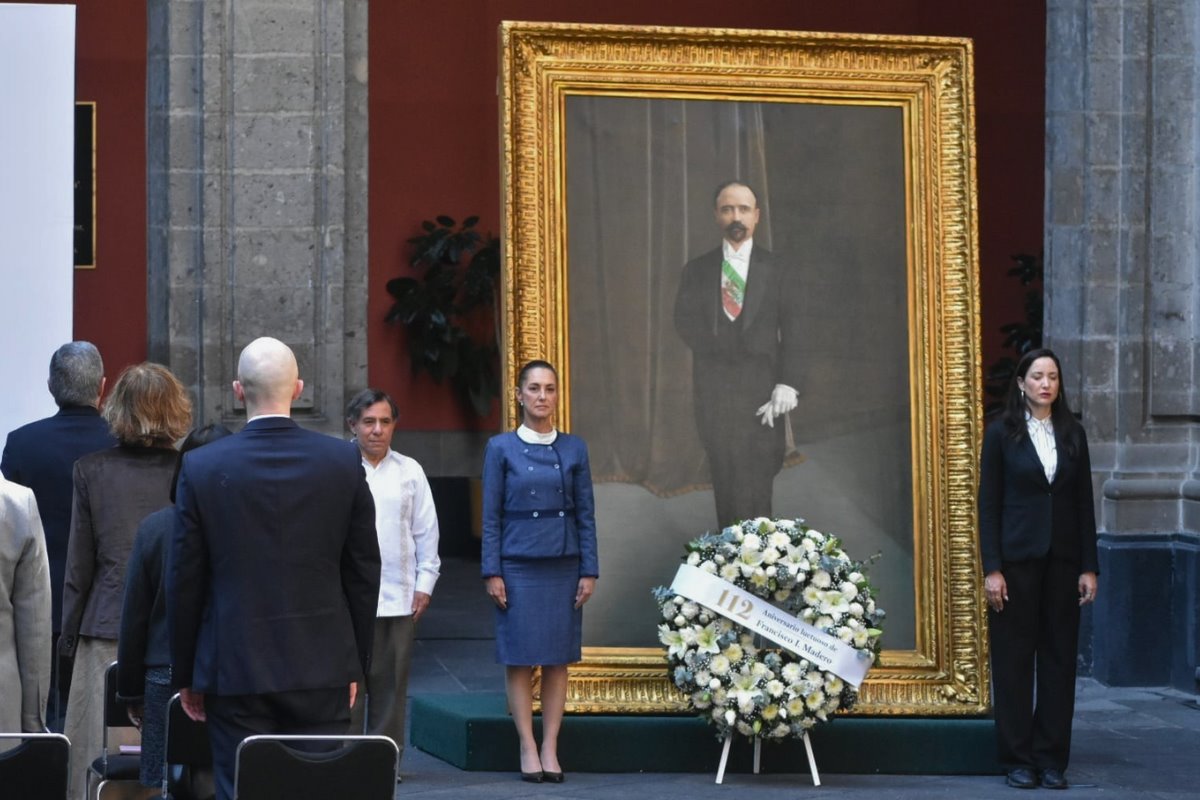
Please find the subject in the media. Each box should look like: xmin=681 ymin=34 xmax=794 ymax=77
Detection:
xmin=1078 ymin=572 xmax=1097 ymax=606
xmin=984 ymin=570 xmax=1008 ymax=613
xmin=180 ymin=688 xmax=206 ymax=722
xmin=412 ymin=591 xmax=432 ymax=622
xmin=575 ymin=577 xmax=596 ymax=609
xmin=756 ymin=384 xmax=798 ymax=427
xmin=486 ymin=576 xmax=507 ymax=610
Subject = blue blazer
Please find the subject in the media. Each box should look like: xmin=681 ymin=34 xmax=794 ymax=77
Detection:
xmin=2 ymin=406 xmax=116 ymax=631
xmin=480 ymin=431 xmax=599 ymax=579
xmin=978 ymin=418 xmax=1099 ymax=575
xmin=167 ymin=417 xmax=380 ymax=695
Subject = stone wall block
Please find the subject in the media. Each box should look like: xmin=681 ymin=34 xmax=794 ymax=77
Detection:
xmin=232 ymin=229 xmax=319 ymax=283
xmin=231 ymin=55 xmax=317 ymax=113
xmin=232 ymin=114 xmax=315 ymax=171
xmin=232 ymin=5 xmax=315 ymax=55
xmin=1151 ymin=1 xmax=1194 ymax=57
xmin=1047 ymin=112 xmax=1086 ymax=167
xmin=1084 ymin=166 xmax=1122 ymax=225
xmin=230 ymin=173 xmax=318 ymax=228
xmin=1085 ymin=56 xmax=1122 ymax=110
xmin=1086 ymin=111 xmax=1122 ymax=167
xmin=1049 ymin=167 xmax=1085 ymax=225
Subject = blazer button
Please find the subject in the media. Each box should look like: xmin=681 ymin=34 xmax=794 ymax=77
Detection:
xmin=527 ymin=466 xmax=534 ymax=471
xmin=559 ymin=511 xmax=565 ymax=517
xmin=530 ymin=490 xmax=536 ymax=495
xmin=533 ymin=511 xmax=539 ymax=518
xmin=554 ymin=464 xmax=560 ymax=469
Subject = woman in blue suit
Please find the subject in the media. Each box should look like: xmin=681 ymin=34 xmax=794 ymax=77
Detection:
xmin=482 ymin=360 xmax=598 ymax=783
xmin=978 ymin=348 xmax=1098 ymax=791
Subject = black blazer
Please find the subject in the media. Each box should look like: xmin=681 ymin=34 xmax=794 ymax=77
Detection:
xmin=167 ymin=417 xmax=380 ymax=696
xmin=673 ymin=245 xmax=804 ymax=388
xmin=978 ymin=417 xmax=1099 ymax=576
xmin=1 ymin=405 xmax=117 ymax=631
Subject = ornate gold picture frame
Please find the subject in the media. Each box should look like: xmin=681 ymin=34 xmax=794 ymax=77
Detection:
xmin=500 ymin=22 xmax=986 ymax=716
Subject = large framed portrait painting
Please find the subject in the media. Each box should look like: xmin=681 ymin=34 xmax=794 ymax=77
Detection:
xmin=500 ymin=23 xmax=987 ymax=716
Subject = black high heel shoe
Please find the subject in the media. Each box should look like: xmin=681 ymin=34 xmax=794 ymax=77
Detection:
xmin=521 ymin=770 xmax=544 ymax=783
xmin=542 ymin=771 xmax=565 ymax=783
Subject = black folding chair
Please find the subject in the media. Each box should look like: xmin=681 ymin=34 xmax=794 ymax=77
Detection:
xmin=88 ymin=661 xmax=140 ymax=798
xmin=161 ymin=694 xmax=213 ymax=800
xmin=233 ymin=735 xmax=398 ymax=800
xmin=0 ymin=733 xmax=70 ymax=800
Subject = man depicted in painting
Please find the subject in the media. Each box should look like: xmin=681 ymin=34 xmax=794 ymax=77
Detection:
xmin=673 ymin=180 xmax=803 ymax=527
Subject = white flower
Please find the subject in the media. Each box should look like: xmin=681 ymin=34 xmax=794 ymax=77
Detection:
xmin=725 ymin=709 xmax=737 ymax=725
xmin=658 ymin=625 xmax=687 ymax=657
xmin=774 ymin=588 xmax=792 ymax=602
xmin=805 ymin=690 xmax=826 ymax=710
xmin=772 ymin=722 xmax=790 ymax=738
xmin=764 ymin=564 xmax=777 ymax=577
xmin=803 ymin=538 xmax=818 ymax=553
xmin=783 ymin=544 xmax=808 ymax=565
xmin=736 ymin=721 xmax=754 ymax=736
xmin=837 ymin=626 xmax=853 ymax=643
xmin=695 ymin=670 xmax=711 ymax=685
xmin=687 ymin=552 xmax=701 ymax=566
xmin=812 ymin=570 xmax=832 ymax=589
xmin=821 ymin=594 xmax=850 ymax=617
xmin=867 ymin=599 xmax=876 ymax=614
xmin=723 ymin=643 xmax=744 ymax=662
xmin=803 ymin=585 xmax=822 ymax=606
xmin=817 ymin=615 xmax=834 ymax=629
xmin=753 ymin=517 xmax=774 ymax=532
xmin=808 ymin=529 xmax=825 ymax=542
xmin=848 ymin=571 xmax=865 ymax=585
xmin=786 ymin=697 xmax=806 ymax=716
xmin=762 ymin=549 xmax=780 ymax=566
xmin=768 ymin=531 xmax=791 ymax=549
xmin=679 ymin=626 xmax=697 ymax=645
xmin=673 ymin=615 xmax=687 ymax=627
xmin=853 ymin=628 xmax=870 ymax=647
xmin=849 ymin=601 xmax=864 ymax=617
xmin=801 ymin=607 xmax=817 ymax=622
xmin=762 ymin=703 xmax=780 ymax=720
xmin=674 ymin=596 xmax=686 ymax=605
xmin=743 ymin=533 xmax=762 ymax=550
xmin=712 ymin=707 xmax=725 ymax=722
xmin=709 ymin=677 xmax=721 ymax=690
xmin=720 ymin=563 xmax=741 ymax=581
xmin=712 ymin=688 xmax=727 ymax=705
xmin=750 ymin=569 xmax=770 ymax=587
xmin=730 ymin=672 xmax=762 ymax=707
xmin=750 ymin=661 xmax=769 ymax=677
xmin=824 ymin=676 xmax=844 ymax=695
xmin=781 ymin=663 xmax=803 ymax=683
xmin=694 ymin=625 xmax=720 ymax=653
xmin=715 ymin=554 xmax=726 ymax=565
xmin=766 ymin=680 xmax=785 ymax=698
xmin=710 ymin=655 xmax=731 ymax=675
xmin=840 ymin=582 xmax=859 ymax=600
xmin=681 ymin=601 xmax=700 ymax=619
xmin=692 ymin=691 xmax=711 ymax=709
xmin=700 ymin=560 xmax=718 ymax=575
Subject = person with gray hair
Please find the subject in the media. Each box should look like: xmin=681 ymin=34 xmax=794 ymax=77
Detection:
xmin=345 ymin=388 xmax=440 ymax=776
xmin=1 ymin=341 xmax=116 ymax=730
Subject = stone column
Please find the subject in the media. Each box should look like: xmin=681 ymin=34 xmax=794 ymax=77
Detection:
xmin=1046 ymin=0 xmax=1200 ymax=690
xmin=148 ymin=0 xmax=368 ymax=435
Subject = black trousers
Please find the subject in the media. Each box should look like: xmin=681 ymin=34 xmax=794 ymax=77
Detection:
xmin=205 ymin=686 xmax=351 ymax=800
xmin=691 ymin=356 xmax=785 ymax=527
xmin=988 ymin=557 xmax=1081 ymax=771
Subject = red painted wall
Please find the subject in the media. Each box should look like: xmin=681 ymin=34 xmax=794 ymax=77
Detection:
xmin=54 ymin=0 xmax=149 ymax=374
xmin=368 ymin=1 xmax=1044 ymax=430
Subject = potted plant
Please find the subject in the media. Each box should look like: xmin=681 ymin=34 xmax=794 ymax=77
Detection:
xmin=385 ymin=215 xmax=501 ymax=416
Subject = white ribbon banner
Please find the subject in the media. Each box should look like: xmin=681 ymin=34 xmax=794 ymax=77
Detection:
xmin=670 ymin=564 xmax=871 ymax=688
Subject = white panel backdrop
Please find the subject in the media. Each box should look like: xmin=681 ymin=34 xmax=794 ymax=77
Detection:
xmin=0 ymin=4 xmax=77 ymax=438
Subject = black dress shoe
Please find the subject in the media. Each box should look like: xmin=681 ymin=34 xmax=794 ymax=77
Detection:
xmin=1040 ymin=768 xmax=1068 ymax=790
xmin=521 ymin=771 xmax=544 ymax=783
xmin=542 ymin=771 xmax=565 ymax=783
xmin=1005 ymin=767 xmax=1038 ymax=789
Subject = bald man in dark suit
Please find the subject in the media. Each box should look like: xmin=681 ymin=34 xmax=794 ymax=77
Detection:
xmin=168 ymin=337 xmax=380 ymax=800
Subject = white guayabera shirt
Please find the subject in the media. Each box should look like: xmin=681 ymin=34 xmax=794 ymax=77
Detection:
xmin=361 ymin=449 xmax=441 ymax=617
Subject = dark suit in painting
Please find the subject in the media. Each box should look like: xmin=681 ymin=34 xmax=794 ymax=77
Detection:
xmin=168 ymin=417 xmax=380 ymax=800
xmin=674 ymin=244 xmax=803 ymax=526
xmin=978 ymin=417 xmax=1098 ymax=774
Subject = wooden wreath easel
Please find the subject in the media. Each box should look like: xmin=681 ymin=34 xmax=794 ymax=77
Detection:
xmin=714 ymin=730 xmax=821 ymax=786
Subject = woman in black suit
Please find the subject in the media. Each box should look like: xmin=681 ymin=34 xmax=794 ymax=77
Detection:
xmin=978 ymin=348 xmax=1098 ymax=791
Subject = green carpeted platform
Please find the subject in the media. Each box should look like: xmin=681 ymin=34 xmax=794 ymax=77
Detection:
xmin=410 ymin=693 xmax=1000 ymax=774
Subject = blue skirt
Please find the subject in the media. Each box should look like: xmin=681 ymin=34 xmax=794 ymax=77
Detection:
xmin=495 ymin=556 xmax=582 ymax=666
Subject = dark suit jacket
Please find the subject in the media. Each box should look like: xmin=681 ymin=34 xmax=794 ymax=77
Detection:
xmin=167 ymin=417 xmax=380 ymax=696
xmin=2 ymin=405 xmax=117 ymax=631
xmin=116 ymin=507 xmax=172 ymax=702
xmin=673 ymin=244 xmax=804 ymax=389
xmin=977 ymin=417 xmax=1099 ymax=576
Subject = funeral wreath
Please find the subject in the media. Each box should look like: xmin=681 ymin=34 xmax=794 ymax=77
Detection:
xmin=654 ymin=517 xmax=885 ymax=740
